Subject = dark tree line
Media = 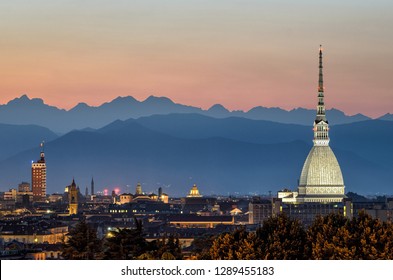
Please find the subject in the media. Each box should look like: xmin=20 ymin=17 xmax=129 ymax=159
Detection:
xmin=61 ymin=218 xmax=181 ymax=260
xmin=62 ymin=212 xmax=393 ymax=260
xmin=193 ymin=212 xmax=393 ymax=260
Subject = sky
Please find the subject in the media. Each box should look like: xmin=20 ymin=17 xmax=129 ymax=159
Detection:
xmin=0 ymin=0 xmax=392 ymax=118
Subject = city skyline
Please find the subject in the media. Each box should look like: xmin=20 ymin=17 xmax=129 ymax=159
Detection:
xmin=1 ymin=1 xmax=392 ymax=118
xmin=2 ymin=1 xmax=393 ymax=268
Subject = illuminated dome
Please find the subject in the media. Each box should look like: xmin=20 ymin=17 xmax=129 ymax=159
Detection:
xmin=187 ymin=184 xmax=202 ymax=197
xmin=297 ymin=146 xmax=345 ymax=202
xmin=296 ymin=46 xmax=345 ymax=203
xmin=299 ymin=146 xmax=344 ymax=187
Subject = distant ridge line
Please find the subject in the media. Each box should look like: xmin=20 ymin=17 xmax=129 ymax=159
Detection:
xmin=0 ymin=94 xmax=376 ymax=133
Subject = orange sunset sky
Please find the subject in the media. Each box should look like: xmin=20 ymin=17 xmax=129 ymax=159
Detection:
xmin=0 ymin=0 xmax=392 ymax=118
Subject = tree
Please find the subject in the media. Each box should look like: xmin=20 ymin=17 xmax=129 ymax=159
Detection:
xmin=234 ymin=231 xmax=259 ymax=260
xmin=307 ymin=213 xmax=353 ymax=259
xmin=307 ymin=211 xmax=393 ymax=260
xmin=209 ymin=232 xmax=236 ymax=260
xmin=62 ymin=220 xmax=102 ymax=259
xmin=347 ymin=211 xmax=393 ymax=259
xmin=149 ymin=233 xmax=183 ymax=260
xmin=209 ymin=227 xmax=260 ymax=260
xmin=190 ymin=234 xmax=216 ymax=260
xmin=256 ymin=214 xmax=307 ymax=260
xmin=103 ymin=219 xmax=151 ymax=259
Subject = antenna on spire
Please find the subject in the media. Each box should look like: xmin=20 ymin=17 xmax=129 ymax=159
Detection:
xmin=39 ymin=141 xmax=45 ymax=161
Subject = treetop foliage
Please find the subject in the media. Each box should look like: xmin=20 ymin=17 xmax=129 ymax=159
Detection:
xmin=62 ymin=212 xmax=393 ymax=260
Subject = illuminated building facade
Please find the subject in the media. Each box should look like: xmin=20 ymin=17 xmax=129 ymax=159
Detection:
xmin=32 ymin=142 xmax=46 ymax=202
xmin=250 ymin=47 xmax=351 ymax=225
xmin=297 ymin=46 xmax=346 ymax=203
xmin=187 ymin=184 xmax=202 ymax=198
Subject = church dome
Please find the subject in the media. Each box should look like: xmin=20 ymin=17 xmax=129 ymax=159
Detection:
xmin=187 ymin=184 xmax=202 ymax=197
xmin=299 ymin=146 xmax=344 ymax=187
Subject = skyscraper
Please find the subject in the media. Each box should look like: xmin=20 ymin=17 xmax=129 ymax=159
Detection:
xmin=297 ymin=46 xmax=345 ymax=203
xmin=32 ymin=142 xmax=47 ymax=202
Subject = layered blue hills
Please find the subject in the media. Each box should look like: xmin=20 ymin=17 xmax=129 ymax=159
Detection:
xmin=0 ymin=123 xmax=57 ymax=161
xmin=0 ymin=113 xmax=391 ymax=196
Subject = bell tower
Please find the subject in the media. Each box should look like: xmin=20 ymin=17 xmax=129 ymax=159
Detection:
xmin=69 ymin=179 xmax=78 ymax=215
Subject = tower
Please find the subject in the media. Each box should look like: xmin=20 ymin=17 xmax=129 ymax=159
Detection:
xmin=91 ymin=177 xmax=94 ymax=196
xmin=32 ymin=142 xmax=47 ymax=202
xmin=158 ymin=187 xmax=163 ymax=201
xmin=69 ymin=179 xmax=78 ymax=215
xmin=135 ymin=182 xmax=143 ymax=195
xmin=297 ymin=46 xmax=345 ymax=203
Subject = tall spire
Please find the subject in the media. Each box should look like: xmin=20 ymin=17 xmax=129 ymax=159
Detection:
xmin=313 ymin=45 xmax=330 ymax=146
xmin=318 ymin=45 xmax=324 ymax=93
xmin=91 ymin=177 xmax=95 ymax=195
xmin=316 ymin=45 xmax=326 ymax=123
